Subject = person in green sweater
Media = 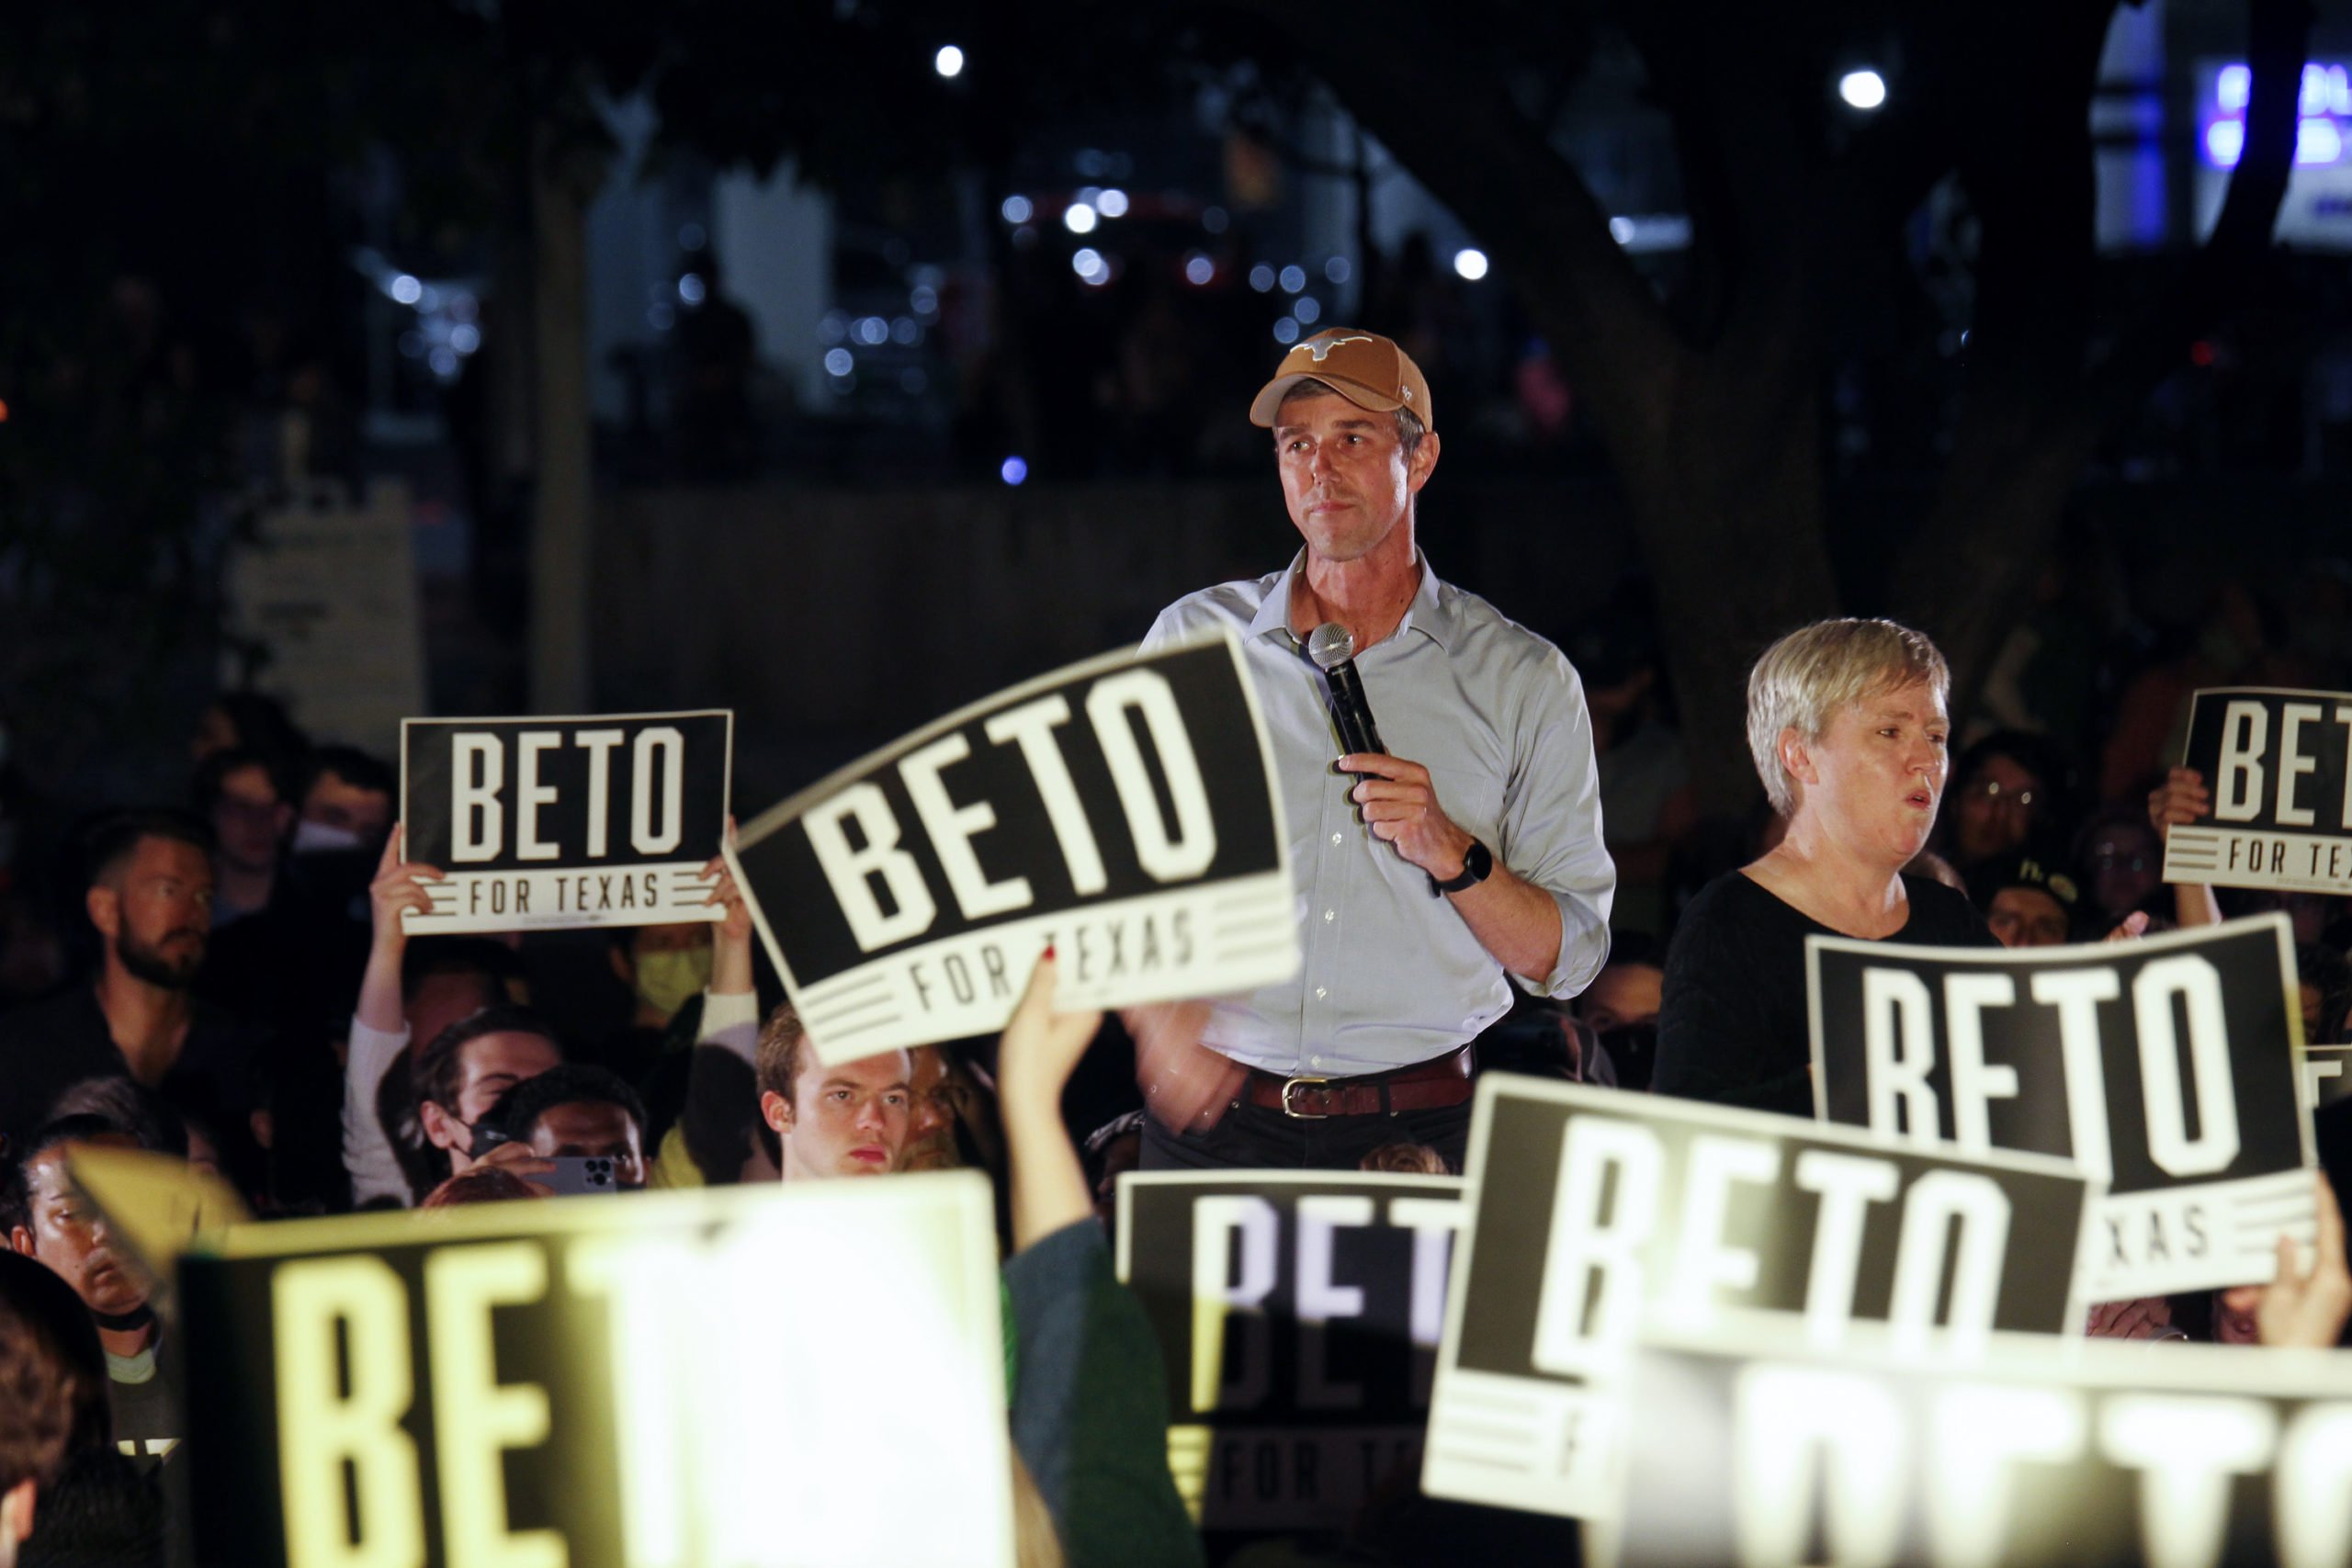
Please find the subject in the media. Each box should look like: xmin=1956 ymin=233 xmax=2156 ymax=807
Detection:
xmin=997 ymin=952 xmax=1204 ymax=1568
xmin=729 ymin=936 xmax=1202 ymax=1567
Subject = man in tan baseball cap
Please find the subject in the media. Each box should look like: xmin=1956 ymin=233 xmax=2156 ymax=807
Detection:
xmin=1129 ymin=326 xmax=1616 ymax=1173
xmin=1247 ymin=330 xmax=1435 ymax=434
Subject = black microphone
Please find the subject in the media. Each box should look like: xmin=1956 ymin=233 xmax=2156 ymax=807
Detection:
xmin=1306 ymin=622 xmax=1385 ymax=758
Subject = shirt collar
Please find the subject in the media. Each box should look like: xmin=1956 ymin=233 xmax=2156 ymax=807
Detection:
xmin=108 ymin=1344 xmax=159 ymax=1384
xmin=1246 ymin=556 xmax=1300 ymax=643
xmin=1250 ymin=549 xmax=1455 ymax=652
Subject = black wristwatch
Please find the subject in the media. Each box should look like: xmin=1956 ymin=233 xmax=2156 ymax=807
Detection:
xmin=1429 ymin=839 xmax=1493 ymax=897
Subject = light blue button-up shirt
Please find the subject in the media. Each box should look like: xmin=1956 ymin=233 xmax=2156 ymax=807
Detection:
xmin=1144 ymin=552 xmax=1614 ymax=1077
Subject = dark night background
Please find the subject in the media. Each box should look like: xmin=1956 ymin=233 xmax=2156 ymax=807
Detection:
xmin=6 ymin=0 xmax=2352 ymax=1012
xmin=8 ymin=6 xmax=2352 ymax=1565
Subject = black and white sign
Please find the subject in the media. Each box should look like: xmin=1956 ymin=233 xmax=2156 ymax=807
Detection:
xmin=180 ymin=1173 xmax=1013 ymax=1568
xmin=1115 ymin=1171 xmax=1464 ymax=1531
xmin=732 ymin=632 xmax=1295 ymax=1063
xmin=1622 ymin=1323 xmax=2352 ymax=1568
xmin=1809 ymin=914 xmax=2315 ymax=1298
xmin=1422 ymin=1077 xmax=2094 ymax=1521
xmin=2305 ymin=1044 xmax=2352 ymax=1115
xmin=400 ymin=711 xmax=732 ymax=933
xmin=2164 ymin=687 xmax=2352 ymax=894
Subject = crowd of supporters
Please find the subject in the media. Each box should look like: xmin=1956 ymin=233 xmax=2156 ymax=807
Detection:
xmin=4 ymin=547 xmax=2352 ymax=1567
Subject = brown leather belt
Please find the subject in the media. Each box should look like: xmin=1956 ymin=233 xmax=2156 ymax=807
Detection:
xmin=1242 ymin=1044 xmax=1477 ymax=1119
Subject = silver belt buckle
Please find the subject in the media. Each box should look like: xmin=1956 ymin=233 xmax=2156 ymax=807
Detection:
xmin=1281 ymin=1075 xmax=1330 ymax=1119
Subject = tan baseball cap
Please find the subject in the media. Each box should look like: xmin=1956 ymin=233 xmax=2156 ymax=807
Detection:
xmin=1248 ymin=328 xmax=1434 ymax=434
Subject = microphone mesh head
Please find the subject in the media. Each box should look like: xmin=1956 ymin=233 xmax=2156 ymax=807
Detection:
xmin=1306 ymin=622 xmax=1355 ymax=671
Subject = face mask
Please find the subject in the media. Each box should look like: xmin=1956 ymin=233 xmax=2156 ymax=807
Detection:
xmin=94 ymin=1303 xmax=156 ymax=1334
xmin=635 ymin=946 xmax=713 ymax=1019
xmin=291 ymin=818 xmax=365 ymax=855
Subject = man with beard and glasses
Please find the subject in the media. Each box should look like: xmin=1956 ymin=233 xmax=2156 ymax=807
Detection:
xmin=0 ymin=813 xmax=264 ymax=1161
xmin=4 ymin=1114 xmax=180 ymax=1467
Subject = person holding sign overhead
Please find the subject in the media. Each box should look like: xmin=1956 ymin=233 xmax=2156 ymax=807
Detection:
xmin=1654 ymin=620 xmax=2002 ymax=1117
xmin=1137 ymin=328 xmax=1614 ymax=1170
xmin=2148 ymin=765 xmax=2226 ymax=931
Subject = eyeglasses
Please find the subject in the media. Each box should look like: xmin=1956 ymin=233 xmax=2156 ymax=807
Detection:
xmin=2091 ymin=850 xmax=2150 ymax=872
xmin=1961 ymin=779 xmax=2038 ymax=811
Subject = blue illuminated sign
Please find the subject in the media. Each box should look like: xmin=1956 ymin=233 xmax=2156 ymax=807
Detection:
xmin=2200 ymin=62 xmax=2352 ymax=169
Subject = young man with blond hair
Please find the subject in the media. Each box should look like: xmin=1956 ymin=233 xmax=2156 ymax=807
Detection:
xmin=753 ymin=1006 xmax=915 ymax=1181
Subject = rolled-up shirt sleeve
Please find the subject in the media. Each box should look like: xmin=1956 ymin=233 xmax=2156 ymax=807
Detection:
xmin=1501 ymin=649 xmax=1614 ymax=998
xmin=695 ymin=987 xmax=760 ymax=1061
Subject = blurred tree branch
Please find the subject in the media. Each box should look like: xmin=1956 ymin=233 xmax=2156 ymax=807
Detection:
xmin=1216 ymin=0 xmax=2306 ymax=811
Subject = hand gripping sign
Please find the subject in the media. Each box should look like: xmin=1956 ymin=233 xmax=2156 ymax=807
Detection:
xmin=2163 ymin=686 xmax=2352 ymax=895
xmin=1419 ymin=1077 xmax=2096 ymax=1522
xmin=400 ymin=711 xmax=732 ymax=933
xmin=1621 ymin=1324 xmax=2352 ymax=1568
xmin=1808 ymin=913 xmax=2316 ymax=1299
xmin=177 ymin=1173 xmax=1013 ymax=1568
xmin=1115 ymin=1170 xmax=1464 ymax=1532
xmin=730 ymin=631 xmax=1296 ymax=1062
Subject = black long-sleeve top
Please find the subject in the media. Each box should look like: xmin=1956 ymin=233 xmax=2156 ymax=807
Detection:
xmin=1653 ymin=871 xmax=1996 ymax=1119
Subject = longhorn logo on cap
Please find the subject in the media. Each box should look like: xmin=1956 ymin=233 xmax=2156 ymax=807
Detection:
xmin=1300 ymin=334 xmax=1374 ymax=362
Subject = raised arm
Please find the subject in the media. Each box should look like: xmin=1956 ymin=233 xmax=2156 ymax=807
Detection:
xmin=2149 ymin=767 xmax=2223 ymax=931
xmin=998 ymin=952 xmax=1103 ymax=1251
xmin=676 ymin=832 xmax=764 ymax=1182
xmin=998 ymin=952 xmax=1204 ymax=1567
xmin=699 ymin=828 xmax=760 ymax=1049
xmin=343 ymin=827 xmax=443 ymax=1205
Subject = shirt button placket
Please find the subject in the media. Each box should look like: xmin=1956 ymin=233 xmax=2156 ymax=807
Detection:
xmin=1303 ymin=774 xmax=1348 ymax=1065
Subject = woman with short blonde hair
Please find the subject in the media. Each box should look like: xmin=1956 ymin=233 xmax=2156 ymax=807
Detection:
xmin=1653 ymin=618 xmax=1994 ymax=1115
xmin=1744 ymin=620 xmax=1950 ymax=818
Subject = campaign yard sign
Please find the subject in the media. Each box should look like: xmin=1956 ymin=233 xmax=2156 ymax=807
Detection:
xmin=179 ymin=1173 xmax=1012 ymax=1568
xmin=2305 ymin=1043 xmax=2352 ymax=1115
xmin=400 ymin=711 xmax=732 ymax=933
xmin=1622 ymin=1324 xmax=2352 ymax=1568
xmin=2163 ymin=687 xmax=2352 ymax=895
xmin=732 ymin=632 xmax=1295 ymax=1063
xmin=1808 ymin=913 xmax=2315 ymax=1299
xmin=1420 ymin=1077 xmax=2094 ymax=1522
xmin=1115 ymin=1171 xmax=1464 ymax=1531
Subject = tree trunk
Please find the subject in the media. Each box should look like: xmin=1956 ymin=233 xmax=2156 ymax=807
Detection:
xmin=1894 ymin=408 xmax=2088 ymax=727
xmin=1634 ymin=360 xmax=1840 ymax=817
xmin=1899 ymin=0 xmax=2311 ymax=720
xmin=1227 ymin=0 xmax=1833 ymax=815
xmin=1230 ymin=0 xmax=2303 ymax=820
